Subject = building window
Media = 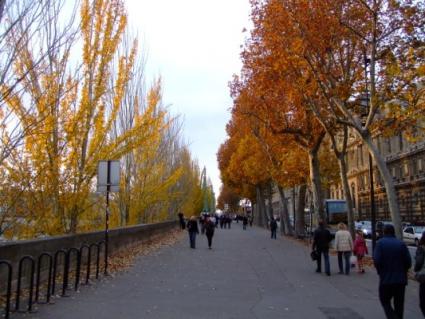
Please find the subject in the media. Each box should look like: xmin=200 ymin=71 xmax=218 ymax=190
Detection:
xmin=392 ymin=166 xmax=397 ymax=178
xmin=377 ymin=136 xmax=381 ymax=154
xmin=356 ymin=146 xmax=360 ymax=167
xmin=359 ymin=144 xmax=364 ymax=166
xmin=403 ymin=163 xmax=409 ymax=176
xmin=387 ymin=138 xmax=392 ymax=154
xmin=419 ymin=158 xmax=423 ymax=172
xmin=414 ymin=193 xmax=419 ymax=206
xmin=399 ymin=133 xmax=403 ymax=152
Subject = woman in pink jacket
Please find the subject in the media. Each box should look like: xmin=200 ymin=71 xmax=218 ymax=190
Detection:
xmin=353 ymin=231 xmax=368 ymax=273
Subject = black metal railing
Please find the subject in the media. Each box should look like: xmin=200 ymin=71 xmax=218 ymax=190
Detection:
xmin=0 ymin=260 xmax=12 ymax=319
xmin=0 ymin=241 xmax=105 ymax=319
xmin=35 ymin=253 xmax=52 ymax=304
xmin=15 ymin=256 xmax=35 ymax=313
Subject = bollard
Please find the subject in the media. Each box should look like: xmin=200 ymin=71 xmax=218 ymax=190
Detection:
xmin=0 ymin=260 xmax=12 ymax=319
xmin=35 ymin=253 xmax=53 ymax=304
xmin=15 ymin=256 xmax=35 ymax=313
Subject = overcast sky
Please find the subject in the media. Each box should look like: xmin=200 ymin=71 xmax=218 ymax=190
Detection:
xmin=125 ymin=0 xmax=251 ymax=196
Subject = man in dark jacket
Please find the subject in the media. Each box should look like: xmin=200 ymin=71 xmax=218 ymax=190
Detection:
xmin=270 ymin=218 xmax=278 ymax=239
xmin=373 ymin=224 xmax=411 ymax=319
xmin=187 ymin=216 xmax=200 ymax=249
xmin=312 ymin=219 xmax=332 ymax=276
xmin=205 ymin=217 xmax=215 ymax=249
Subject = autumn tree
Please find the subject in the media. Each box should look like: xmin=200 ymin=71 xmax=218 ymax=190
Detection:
xmin=260 ymin=0 xmax=425 ymax=238
xmin=217 ymin=184 xmax=240 ymax=212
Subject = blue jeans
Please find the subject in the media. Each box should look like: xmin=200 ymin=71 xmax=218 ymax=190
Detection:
xmin=189 ymin=232 xmax=197 ymax=248
xmin=338 ymin=251 xmax=351 ymax=274
xmin=316 ymin=248 xmax=330 ymax=274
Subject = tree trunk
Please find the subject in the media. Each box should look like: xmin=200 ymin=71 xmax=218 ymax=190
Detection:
xmin=0 ymin=0 xmax=5 ymax=24
xmin=277 ymin=185 xmax=294 ymax=235
xmin=337 ymin=155 xmax=355 ymax=238
xmin=308 ymin=149 xmax=325 ymax=223
xmin=255 ymin=185 xmax=265 ymax=227
xmin=259 ymin=185 xmax=268 ymax=228
xmin=362 ymin=133 xmax=402 ymax=239
xmin=296 ymin=184 xmax=307 ymax=236
xmin=266 ymin=181 xmax=274 ymax=221
xmin=69 ymin=205 xmax=79 ymax=234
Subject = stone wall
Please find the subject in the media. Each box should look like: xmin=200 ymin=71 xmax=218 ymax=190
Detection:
xmin=0 ymin=221 xmax=178 ymax=292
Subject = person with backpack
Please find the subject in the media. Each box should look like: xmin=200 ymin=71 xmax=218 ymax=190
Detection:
xmin=186 ymin=216 xmax=199 ymax=249
xmin=204 ymin=217 xmax=215 ymax=249
xmin=414 ymin=231 xmax=425 ymax=317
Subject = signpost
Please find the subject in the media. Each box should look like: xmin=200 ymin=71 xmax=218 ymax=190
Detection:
xmin=97 ymin=160 xmax=120 ymax=275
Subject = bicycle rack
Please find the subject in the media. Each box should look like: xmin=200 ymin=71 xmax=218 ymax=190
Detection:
xmin=0 ymin=260 xmax=12 ymax=319
xmin=67 ymin=248 xmax=81 ymax=291
xmin=52 ymin=249 xmax=67 ymax=297
xmin=35 ymin=253 xmax=53 ymax=304
xmin=15 ymin=255 xmax=35 ymax=313
xmin=80 ymin=244 xmax=90 ymax=284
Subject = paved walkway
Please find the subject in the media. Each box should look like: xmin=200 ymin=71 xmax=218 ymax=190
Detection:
xmin=30 ymin=223 xmax=422 ymax=319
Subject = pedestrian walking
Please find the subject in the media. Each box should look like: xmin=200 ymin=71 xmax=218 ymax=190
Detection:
xmin=178 ymin=212 xmax=185 ymax=230
xmin=186 ymin=216 xmax=199 ymax=249
xmin=270 ymin=217 xmax=277 ymax=239
xmin=200 ymin=214 xmax=206 ymax=234
xmin=242 ymin=215 xmax=248 ymax=230
xmin=353 ymin=231 xmax=368 ymax=274
xmin=414 ymin=231 xmax=425 ymax=317
xmin=373 ymin=224 xmax=411 ymax=319
xmin=205 ymin=217 xmax=215 ymax=249
xmin=312 ymin=219 xmax=332 ymax=276
xmin=335 ymin=223 xmax=353 ymax=275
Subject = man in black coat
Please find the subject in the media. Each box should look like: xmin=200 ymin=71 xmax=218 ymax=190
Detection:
xmin=205 ymin=217 xmax=215 ymax=249
xmin=270 ymin=218 xmax=278 ymax=239
xmin=312 ymin=219 xmax=332 ymax=276
xmin=374 ymin=224 xmax=411 ymax=319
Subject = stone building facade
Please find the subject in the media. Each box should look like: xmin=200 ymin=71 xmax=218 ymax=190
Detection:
xmin=330 ymin=133 xmax=425 ymax=223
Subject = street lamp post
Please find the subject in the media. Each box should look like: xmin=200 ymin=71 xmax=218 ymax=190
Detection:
xmin=363 ymin=54 xmax=377 ymax=252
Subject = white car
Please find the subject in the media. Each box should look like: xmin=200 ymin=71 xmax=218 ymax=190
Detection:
xmin=403 ymin=226 xmax=425 ymax=246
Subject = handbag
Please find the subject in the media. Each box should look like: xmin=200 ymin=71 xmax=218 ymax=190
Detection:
xmin=416 ymin=252 xmax=425 ymax=283
xmin=350 ymin=255 xmax=357 ymax=268
xmin=310 ymin=250 xmax=318 ymax=261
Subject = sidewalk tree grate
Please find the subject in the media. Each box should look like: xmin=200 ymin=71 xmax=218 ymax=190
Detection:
xmin=319 ymin=307 xmax=364 ymax=319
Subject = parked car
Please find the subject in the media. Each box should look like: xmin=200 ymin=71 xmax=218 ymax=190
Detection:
xmin=403 ymin=226 xmax=425 ymax=246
